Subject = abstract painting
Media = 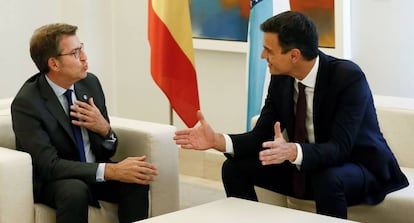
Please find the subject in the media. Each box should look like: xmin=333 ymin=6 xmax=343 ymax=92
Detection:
xmin=190 ymin=0 xmax=335 ymax=48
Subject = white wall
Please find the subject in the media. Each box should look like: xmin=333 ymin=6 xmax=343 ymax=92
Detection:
xmin=1 ymin=0 xmax=414 ymax=134
xmin=0 ymin=0 xmax=60 ymax=99
xmin=110 ymin=0 xmax=170 ymax=124
xmin=351 ymin=0 xmax=414 ymax=98
xmin=0 ymin=0 xmax=117 ymax=111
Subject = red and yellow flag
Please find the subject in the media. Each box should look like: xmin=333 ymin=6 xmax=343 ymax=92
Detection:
xmin=148 ymin=0 xmax=200 ymax=127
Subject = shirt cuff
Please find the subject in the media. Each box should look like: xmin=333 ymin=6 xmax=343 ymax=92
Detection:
xmin=223 ymin=134 xmax=234 ymax=155
xmin=291 ymin=143 xmax=303 ymax=168
xmin=96 ymin=163 xmax=106 ymax=182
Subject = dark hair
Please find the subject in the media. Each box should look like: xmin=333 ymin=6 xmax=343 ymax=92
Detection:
xmin=260 ymin=11 xmax=318 ymax=60
xmin=29 ymin=23 xmax=78 ymax=73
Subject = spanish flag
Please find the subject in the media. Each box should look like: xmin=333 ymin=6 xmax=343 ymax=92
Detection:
xmin=148 ymin=0 xmax=200 ymax=127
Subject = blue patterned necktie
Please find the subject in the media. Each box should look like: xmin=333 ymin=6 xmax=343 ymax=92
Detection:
xmin=64 ymin=89 xmax=86 ymax=162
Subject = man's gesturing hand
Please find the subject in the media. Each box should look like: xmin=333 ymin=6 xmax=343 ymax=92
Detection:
xmin=174 ymin=111 xmax=225 ymax=152
xmin=259 ymin=122 xmax=297 ymax=165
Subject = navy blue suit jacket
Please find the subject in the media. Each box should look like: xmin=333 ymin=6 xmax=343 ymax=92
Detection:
xmin=230 ymin=51 xmax=408 ymax=204
xmin=11 ymin=72 xmax=117 ymax=200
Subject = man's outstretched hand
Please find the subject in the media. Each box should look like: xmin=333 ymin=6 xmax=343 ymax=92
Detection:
xmin=174 ymin=111 xmax=226 ymax=152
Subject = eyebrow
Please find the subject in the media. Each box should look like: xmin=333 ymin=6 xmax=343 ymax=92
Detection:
xmin=263 ymin=46 xmax=273 ymax=52
xmin=65 ymin=44 xmax=82 ymax=53
xmin=71 ymin=45 xmax=82 ymax=51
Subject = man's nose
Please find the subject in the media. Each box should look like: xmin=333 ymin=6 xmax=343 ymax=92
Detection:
xmin=79 ymin=50 xmax=87 ymax=61
xmin=260 ymin=50 xmax=266 ymax=59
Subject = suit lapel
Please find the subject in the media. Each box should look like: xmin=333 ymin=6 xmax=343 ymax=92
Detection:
xmin=74 ymin=83 xmax=90 ymax=103
xmin=313 ymin=52 xmax=330 ymax=141
xmin=38 ymin=74 xmax=75 ymax=143
xmin=280 ymin=77 xmax=295 ymax=141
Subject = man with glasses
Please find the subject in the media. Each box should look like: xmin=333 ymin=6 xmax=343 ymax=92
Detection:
xmin=11 ymin=23 xmax=157 ymax=223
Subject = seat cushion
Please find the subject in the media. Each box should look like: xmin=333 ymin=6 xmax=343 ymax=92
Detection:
xmin=34 ymin=201 xmax=119 ymax=223
xmin=255 ymin=186 xmax=288 ymax=207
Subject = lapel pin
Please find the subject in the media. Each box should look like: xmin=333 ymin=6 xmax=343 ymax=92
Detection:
xmin=83 ymin=95 xmax=88 ymax=100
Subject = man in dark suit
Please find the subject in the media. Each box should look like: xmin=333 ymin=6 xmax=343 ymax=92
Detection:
xmin=11 ymin=23 xmax=158 ymax=223
xmin=174 ymin=11 xmax=408 ymax=219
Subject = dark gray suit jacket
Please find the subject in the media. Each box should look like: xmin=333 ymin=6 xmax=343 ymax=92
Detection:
xmin=11 ymin=72 xmax=117 ymax=200
xmin=229 ymin=51 xmax=408 ymax=204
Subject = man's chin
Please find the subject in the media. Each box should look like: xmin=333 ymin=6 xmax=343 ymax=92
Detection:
xmin=80 ymin=71 xmax=88 ymax=79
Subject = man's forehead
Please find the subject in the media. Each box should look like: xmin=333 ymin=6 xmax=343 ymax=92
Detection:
xmin=59 ymin=35 xmax=81 ymax=49
xmin=263 ymin=33 xmax=280 ymax=46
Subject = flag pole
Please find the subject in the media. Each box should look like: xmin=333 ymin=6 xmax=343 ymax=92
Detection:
xmin=169 ymin=104 xmax=174 ymax=125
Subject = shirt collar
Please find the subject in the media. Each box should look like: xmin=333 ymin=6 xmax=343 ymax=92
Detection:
xmin=296 ymin=56 xmax=319 ymax=89
xmin=45 ymin=74 xmax=74 ymax=97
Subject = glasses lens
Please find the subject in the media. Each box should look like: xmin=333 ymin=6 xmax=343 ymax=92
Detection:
xmin=56 ymin=43 xmax=84 ymax=59
xmin=74 ymin=43 xmax=84 ymax=59
xmin=78 ymin=43 xmax=84 ymax=58
xmin=74 ymin=49 xmax=80 ymax=59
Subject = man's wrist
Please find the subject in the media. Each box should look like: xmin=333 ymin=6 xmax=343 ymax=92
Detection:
xmin=104 ymin=127 xmax=116 ymax=140
xmin=289 ymin=143 xmax=298 ymax=162
xmin=104 ymin=163 xmax=116 ymax=181
xmin=290 ymin=143 xmax=303 ymax=165
xmin=214 ymin=133 xmax=226 ymax=152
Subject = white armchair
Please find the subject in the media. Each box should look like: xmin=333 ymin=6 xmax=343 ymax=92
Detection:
xmin=0 ymin=98 xmax=179 ymax=223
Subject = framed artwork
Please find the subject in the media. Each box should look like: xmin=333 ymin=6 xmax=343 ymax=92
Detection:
xmin=291 ymin=0 xmax=335 ymax=48
xmin=190 ymin=0 xmax=250 ymax=42
xmin=191 ymin=0 xmax=350 ymax=58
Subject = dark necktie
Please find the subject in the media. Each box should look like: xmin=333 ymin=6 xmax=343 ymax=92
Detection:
xmin=293 ymin=82 xmax=307 ymax=197
xmin=64 ymin=89 xmax=86 ymax=162
xmin=294 ymin=82 xmax=308 ymax=143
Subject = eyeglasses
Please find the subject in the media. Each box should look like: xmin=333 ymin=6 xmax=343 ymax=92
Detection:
xmin=56 ymin=43 xmax=84 ymax=59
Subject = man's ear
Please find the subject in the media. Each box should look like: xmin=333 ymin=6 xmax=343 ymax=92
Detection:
xmin=48 ymin=57 xmax=60 ymax=72
xmin=290 ymin=48 xmax=301 ymax=63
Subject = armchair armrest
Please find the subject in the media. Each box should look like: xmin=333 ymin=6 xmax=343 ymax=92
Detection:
xmin=109 ymin=117 xmax=179 ymax=217
xmin=251 ymin=115 xmax=259 ymax=129
xmin=0 ymin=147 xmax=34 ymax=223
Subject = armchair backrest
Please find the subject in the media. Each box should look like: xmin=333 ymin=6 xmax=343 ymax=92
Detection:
xmin=0 ymin=107 xmax=15 ymax=150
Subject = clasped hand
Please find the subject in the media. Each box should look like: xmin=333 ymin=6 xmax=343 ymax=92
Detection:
xmin=106 ymin=156 xmax=158 ymax=185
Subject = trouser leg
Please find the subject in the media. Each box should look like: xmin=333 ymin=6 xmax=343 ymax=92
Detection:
xmin=92 ymin=181 xmax=150 ymax=223
xmin=118 ymin=183 xmax=149 ymax=222
xmin=222 ymin=158 xmax=295 ymax=201
xmin=311 ymin=163 xmax=365 ymax=219
xmin=39 ymin=179 xmax=90 ymax=223
xmin=222 ymin=158 xmax=258 ymax=201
